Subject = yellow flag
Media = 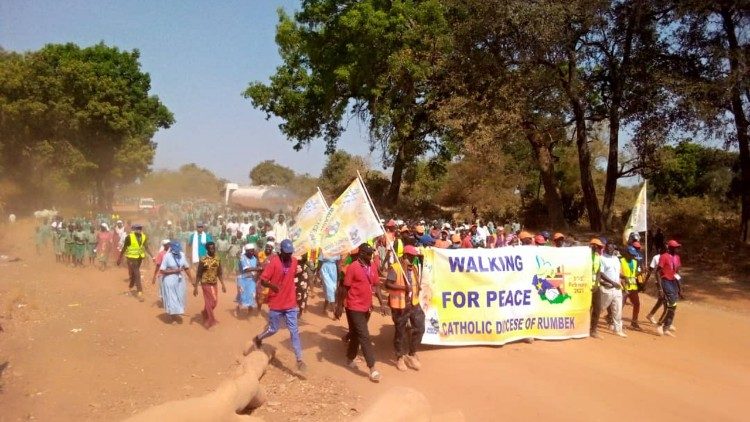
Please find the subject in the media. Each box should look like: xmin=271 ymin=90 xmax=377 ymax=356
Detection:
xmin=289 ymin=190 xmax=328 ymax=257
xmin=623 ymin=181 xmax=647 ymax=244
xmin=315 ymin=177 xmax=384 ymax=256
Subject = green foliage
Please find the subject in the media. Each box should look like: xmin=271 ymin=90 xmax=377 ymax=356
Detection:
xmin=0 ymin=42 xmax=173 ymax=211
xmin=244 ymin=1 xmax=453 ymax=202
xmin=118 ymin=163 xmax=225 ymax=202
xmin=318 ymin=150 xmax=369 ymax=198
xmin=650 ymin=141 xmax=740 ymax=200
xmin=249 ymin=160 xmax=295 ymax=186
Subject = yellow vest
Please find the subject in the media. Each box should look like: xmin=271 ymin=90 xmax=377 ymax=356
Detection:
xmin=387 ymin=262 xmax=420 ymax=309
xmin=620 ymin=257 xmax=638 ymax=291
xmin=125 ymin=232 xmax=147 ymax=259
xmin=592 ymin=253 xmax=601 ymax=285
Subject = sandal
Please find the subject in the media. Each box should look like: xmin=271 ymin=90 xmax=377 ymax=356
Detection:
xmin=369 ymin=370 xmax=381 ymax=383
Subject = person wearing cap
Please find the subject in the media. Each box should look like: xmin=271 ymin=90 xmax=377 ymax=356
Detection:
xmin=151 ymin=239 xmax=172 ymax=301
xmin=589 ymin=238 xmax=604 ymax=338
xmin=159 ymin=241 xmax=193 ymax=323
xmin=337 ymin=243 xmax=385 ymax=383
xmin=620 ymin=245 xmax=642 ymax=330
xmin=250 ymin=239 xmax=307 ymax=375
xmin=553 ymin=233 xmax=566 ymax=247
xmin=534 ymin=234 xmax=546 ymax=246
xmin=449 ymin=233 xmax=462 ymax=249
xmin=656 ymin=240 xmax=682 ymax=336
xmin=434 ymin=231 xmax=450 ymax=249
xmin=188 ymin=222 xmax=214 ymax=268
xmin=382 ymin=219 xmax=404 ymax=266
xmin=117 ymin=223 xmax=154 ymax=302
xmin=519 ymin=231 xmax=534 ymax=246
xmin=385 ymin=245 xmax=425 ymax=372
xmin=644 ymin=245 xmax=668 ymax=326
xmin=193 ymin=241 xmax=226 ymax=329
xmin=597 ymin=241 xmax=627 ymax=338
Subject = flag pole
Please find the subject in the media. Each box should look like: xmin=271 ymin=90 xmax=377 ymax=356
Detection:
xmin=316 ymin=186 xmax=328 ymax=208
xmin=356 ymin=171 xmax=407 ymax=281
xmin=644 ymin=179 xmax=648 ymax=265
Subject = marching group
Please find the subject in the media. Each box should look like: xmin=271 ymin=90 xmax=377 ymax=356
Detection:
xmin=34 ymin=211 xmax=683 ymax=383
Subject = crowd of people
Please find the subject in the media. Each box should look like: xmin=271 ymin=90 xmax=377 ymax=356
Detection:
xmin=33 ymin=208 xmax=683 ymax=383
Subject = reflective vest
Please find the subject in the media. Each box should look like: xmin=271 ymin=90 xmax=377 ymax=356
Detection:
xmin=125 ymin=232 xmax=147 ymax=259
xmin=620 ymin=257 xmax=638 ymax=291
xmin=592 ymin=253 xmax=601 ymax=286
xmin=387 ymin=262 xmax=420 ymax=309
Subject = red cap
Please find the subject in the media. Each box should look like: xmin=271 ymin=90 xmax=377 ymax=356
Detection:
xmin=403 ymin=245 xmax=419 ymax=256
xmin=667 ymin=239 xmax=681 ymax=248
xmin=632 ymin=241 xmax=642 ymax=249
xmin=534 ymin=234 xmax=546 ymax=245
xmin=385 ymin=219 xmax=396 ymax=227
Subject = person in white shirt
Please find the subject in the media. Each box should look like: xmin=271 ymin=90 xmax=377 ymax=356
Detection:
xmin=239 ymin=217 xmax=252 ymax=237
xmin=272 ymin=214 xmax=289 ymax=242
xmin=597 ymin=241 xmax=627 ymax=338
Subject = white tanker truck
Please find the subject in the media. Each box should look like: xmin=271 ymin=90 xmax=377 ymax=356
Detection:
xmin=224 ymin=183 xmax=299 ymax=213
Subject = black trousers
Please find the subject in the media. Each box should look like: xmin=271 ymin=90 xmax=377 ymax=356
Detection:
xmin=127 ymin=257 xmax=143 ymax=292
xmin=391 ymin=305 xmax=425 ymax=357
xmin=345 ymin=309 xmax=375 ymax=369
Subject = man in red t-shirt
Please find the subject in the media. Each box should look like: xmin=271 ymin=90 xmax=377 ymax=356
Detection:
xmin=656 ymin=239 xmax=682 ymax=337
xmin=250 ymin=239 xmax=306 ymax=375
xmin=340 ymin=243 xmax=385 ymax=382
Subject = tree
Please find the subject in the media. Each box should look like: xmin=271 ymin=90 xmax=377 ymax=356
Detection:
xmin=244 ymin=1 xmax=452 ymax=204
xmin=248 ymin=160 xmax=295 ymax=186
xmin=318 ymin=150 xmax=369 ymax=198
xmin=659 ymin=1 xmax=750 ymax=242
xmin=0 ymin=43 xmax=173 ymax=211
xmin=119 ymin=163 xmax=226 ymax=202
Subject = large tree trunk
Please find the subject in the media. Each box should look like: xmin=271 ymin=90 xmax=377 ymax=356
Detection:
xmin=572 ymin=99 xmax=603 ymax=231
xmin=523 ymin=123 xmax=567 ymax=229
xmin=602 ymin=100 xmax=621 ymax=230
xmin=386 ymin=142 xmax=406 ymax=205
xmin=721 ymin=6 xmax=750 ymax=244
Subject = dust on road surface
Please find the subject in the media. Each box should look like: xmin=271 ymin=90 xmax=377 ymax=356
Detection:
xmin=1 ymin=220 xmax=748 ymax=421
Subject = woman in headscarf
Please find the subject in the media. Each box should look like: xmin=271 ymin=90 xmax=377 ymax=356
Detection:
xmin=95 ymin=223 xmax=112 ymax=270
xmin=159 ymin=241 xmax=193 ymax=323
xmin=318 ymin=252 xmax=340 ymax=317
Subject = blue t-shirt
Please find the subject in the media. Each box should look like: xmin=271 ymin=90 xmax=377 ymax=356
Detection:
xmin=239 ymin=254 xmax=258 ymax=280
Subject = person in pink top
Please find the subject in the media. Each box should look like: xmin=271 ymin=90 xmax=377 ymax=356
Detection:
xmin=95 ymin=223 xmax=113 ymax=270
xmin=656 ymin=239 xmax=683 ymax=337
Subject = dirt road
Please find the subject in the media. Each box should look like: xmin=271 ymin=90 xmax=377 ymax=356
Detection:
xmin=1 ymin=220 xmax=748 ymax=421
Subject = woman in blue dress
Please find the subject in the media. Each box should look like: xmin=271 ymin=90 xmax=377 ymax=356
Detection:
xmin=235 ymin=243 xmax=260 ymax=317
xmin=318 ymin=253 xmax=340 ymax=316
xmin=159 ymin=241 xmax=193 ymax=323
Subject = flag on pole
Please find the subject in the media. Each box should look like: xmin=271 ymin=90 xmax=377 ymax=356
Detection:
xmin=289 ymin=189 xmax=329 ymax=257
xmin=314 ymin=177 xmax=384 ymax=256
xmin=623 ymin=180 xmax=648 ymax=245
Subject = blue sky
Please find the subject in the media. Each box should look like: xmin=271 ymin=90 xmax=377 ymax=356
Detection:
xmin=0 ymin=0 xmax=374 ymax=183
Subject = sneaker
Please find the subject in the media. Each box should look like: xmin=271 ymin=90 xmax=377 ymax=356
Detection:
xmin=656 ymin=326 xmax=664 ymax=336
xmin=669 ymin=325 xmax=677 ymax=332
xmin=615 ymin=330 xmax=628 ymax=338
xmin=630 ymin=322 xmax=642 ymax=331
xmin=369 ymin=369 xmax=381 ymax=383
xmin=665 ymin=330 xmax=676 ymax=337
xmin=405 ymin=354 xmax=422 ymax=371
xmin=297 ymin=361 xmax=308 ymax=375
xmin=647 ymin=315 xmax=657 ymax=324
xmin=346 ymin=359 xmax=357 ymax=369
xmin=590 ymin=331 xmax=602 ymax=339
xmin=137 ymin=292 xmax=145 ymax=302
xmin=396 ymin=356 xmax=407 ymax=371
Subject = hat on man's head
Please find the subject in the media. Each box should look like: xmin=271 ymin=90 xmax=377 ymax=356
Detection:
xmin=403 ymin=245 xmax=420 ymax=256
xmin=667 ymin=239 xmax=681 ymax=248
xmin=280 ymin=239 xmax=294 ymax=254
xmin=161 ymin=239 xmax=171 ymax=246
xmin=358 ymin=243 xmax=374 ymax=256
xmin=244 ymin=243 xmax=256 ymax=250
